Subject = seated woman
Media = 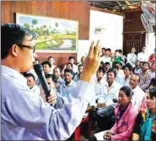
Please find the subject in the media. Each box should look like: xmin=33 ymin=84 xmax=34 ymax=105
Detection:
xmin=132 ymin=88 xmax=156 ymax=141
xmin=89 ymin=86 xmax=138 ymax=141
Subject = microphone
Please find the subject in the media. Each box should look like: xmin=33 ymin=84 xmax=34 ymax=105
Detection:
xmin=34 ymin=64 xmax=50 ymax=98
xmin=113 ymin=98 xmax=118 ymax=103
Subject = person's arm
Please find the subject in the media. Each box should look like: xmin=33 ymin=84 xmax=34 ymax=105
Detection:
xmin=5 ymin=41 xmax=101 ymax=140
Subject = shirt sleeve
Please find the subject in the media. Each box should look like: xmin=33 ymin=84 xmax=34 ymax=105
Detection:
xmin=5 ymin=80 xmax=94 ymax=140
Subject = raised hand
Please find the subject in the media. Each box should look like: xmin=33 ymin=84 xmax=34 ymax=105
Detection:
xmin=80 ymin=40 xmax=101 ymax=82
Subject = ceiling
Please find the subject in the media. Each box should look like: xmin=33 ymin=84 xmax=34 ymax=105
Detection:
xmin=88 ymin=1 xmax=142 ymax=12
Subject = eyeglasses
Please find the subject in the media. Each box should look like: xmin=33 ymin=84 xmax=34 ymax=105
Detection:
xmin=16 ymin=44 xmax=36 ymax=53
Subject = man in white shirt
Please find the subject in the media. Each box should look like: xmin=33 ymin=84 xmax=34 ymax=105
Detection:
xmin=100 ymin=48 xmax=112 ymax=64
xmin=63 ymin=56 xmax=78 ymax=74
xmin=1 ymin=23 xmax=101 ymax=140
xmin=25 ymin=73 xmax=40 ymax=97
xmin=48 ymin=56 xmax=57 ymax=74
xmin=127 ymin=47 xmax=137 ymax=68
xmin=137 ymin=46 xmax=149 ymax=62
xmin=59 ymin=69 xmax=76 ymax=98
xmin=53 ymin=67 xmax=64 ymax=93
xmin=96 ymin=69 xmax=121 ymax=110
xmin=129 ymin=74 xmax=146 ymax=110
xmin=120 ymin=63 xmax=133 ymax=86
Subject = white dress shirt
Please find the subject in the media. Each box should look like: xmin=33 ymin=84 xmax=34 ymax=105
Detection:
xmin=127 ymin=53 xmax=137 ymax=68
xmin=100 ymin=56 xmax=112 ymax=64
xmin=30 ymin=84 xmax=40 ymax=98
xmin=131 ymin=86 xmax=146 ymax=111
xmin=137 ymin=52 xmax=149 ymax=62
xmin=1 ymin=65 xmax=94 ymax=140
xmin=99 ymin=81 xmax=121 ymax=106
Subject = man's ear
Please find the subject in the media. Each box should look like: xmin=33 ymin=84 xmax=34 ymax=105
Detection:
xmin=10 ymin=44 xmax=20 ymax=57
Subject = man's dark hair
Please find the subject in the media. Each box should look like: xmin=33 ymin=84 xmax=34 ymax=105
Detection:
xmin=54 ymin=66 xmax=62 ymax=73
xmin=105 ymin=62 xmax=111 ymax=65
xmin=69 ymin=56 xmax=75 ymax=60
xmin=105 ymin=48 xmax=111 ymax=52
xmin=64 ymin=69 xmax=74 ymax=76
xmin=41 ymin=61 xmax=52 ymax=68
xmin=97 ymin=67 xmax=105 ymax=74
xmin=24 ymin=73 xmax=35 ymax=81
xmin=102 ymin=48 xmax=106 ymax=50
xmin=67 ymin=62 xmax=73 ymax=68
xmin=123 ymin=63 xmax=133 ymax=72
xmin=142 ymin=61 xmax=150 ymax=68
xmin=48 ymin=56 xmax=54 ymax=60
xmin=107 ymin=68 xmax=117 ymax=77
xmin=78 ymin=64 xmax=83 ymax=69
xmin=118 ymin=49 xmax=123 ymax=54
xmin=45 ymin=74 xmax=53 ymax=80
xmin=1 ymin=23 xmax=34 ymax=59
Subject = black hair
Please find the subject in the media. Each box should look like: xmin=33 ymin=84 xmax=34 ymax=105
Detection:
xmin=118 ymin=49 xmax=123 ymax=53
xmin=97 ymin=67 xmax=105 ymax=74
xmin=54 ymin=66 xmax=62 ymax=73
xmin=64 ymin=68 xmax=74 ymax=76
xmin=148 ymin=88 xmax=156 ymax=98
xmin=1 ymin=23 xmax=34 ymax=59
xmin=142 ymin=61 xmax=150 ymax=68
xmin=67 ymin=62 xmax=73 ymax=68
xmin=107 ymin=68 xmax=117 ymax=77
xmin=120 ymin=86 xmax=133 ymax=98
xmin=45 ymin=74 xmax=53 ymax=80
xmin=78 ymin=64 xmax=83 ymax=69
xmin=106 ymin=48 xmax=111 ymax=52
xmin=41 ymin=61 xmax=52 ymax=68
xmin=48 ymin=56 xmax=54 ymax=60
xmin=102 ymin=48 xmax=106 ymax=50
xmin=115 ymin=49 xmax=120 ymax=53
xmin=24 ymin=73 xmax=35 ymax=81
xmin=105 ymin=62 xmax=111 ymax=65
xmin=123 ymin=63 xmax=133 ymax=72
xmin=150 ymin=78 xmax=156 ymax=87
xmin=69 ymin=56 xmax=75 ymax=60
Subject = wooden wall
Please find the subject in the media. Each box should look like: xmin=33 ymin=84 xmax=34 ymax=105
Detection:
xmin=123 ymin=8 xmax=146 ymax=55
xmin=2 ymin=1 xmax=90 ymax=66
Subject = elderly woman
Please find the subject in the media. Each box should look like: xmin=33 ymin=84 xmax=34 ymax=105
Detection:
xmin=132 ymin=88 xmax=156 ymax=141
xmin=89 ymin=86 xmax=138 ymax=141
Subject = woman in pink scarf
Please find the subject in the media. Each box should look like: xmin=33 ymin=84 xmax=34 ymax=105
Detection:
xmin=89 ymin=86 xmax=138 ymax=141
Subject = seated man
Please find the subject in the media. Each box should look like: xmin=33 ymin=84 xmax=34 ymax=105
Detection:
xmin=89 ymin=86 xmax=138 ymax=141
xmin=59 ymin=69 xmax=76 ymax=98
xmin=139 ymin=62 xmax=152 ymax=91
xmin=120 ymin=63 xmax=133 ymax=86
xmin=90 ymin=69 xmax=121 ymax=131
xmin=25 ymin=73 xmax=40 ymax=97
xmin=45 ymin=74 xmax=64 ymax=109
xmin=129 ymin=74 xmax=146 ymax=111
xmin=53 ymin=67 xmax=64 ymax=93
xmin=41 ymin=61 xmax=52 ymax=75
xmin=73 ymin=64 xmax=84 ymax=82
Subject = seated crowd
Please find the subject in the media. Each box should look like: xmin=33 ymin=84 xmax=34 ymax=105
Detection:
xmin=24 ymin=46 xmax=156 ymax=140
